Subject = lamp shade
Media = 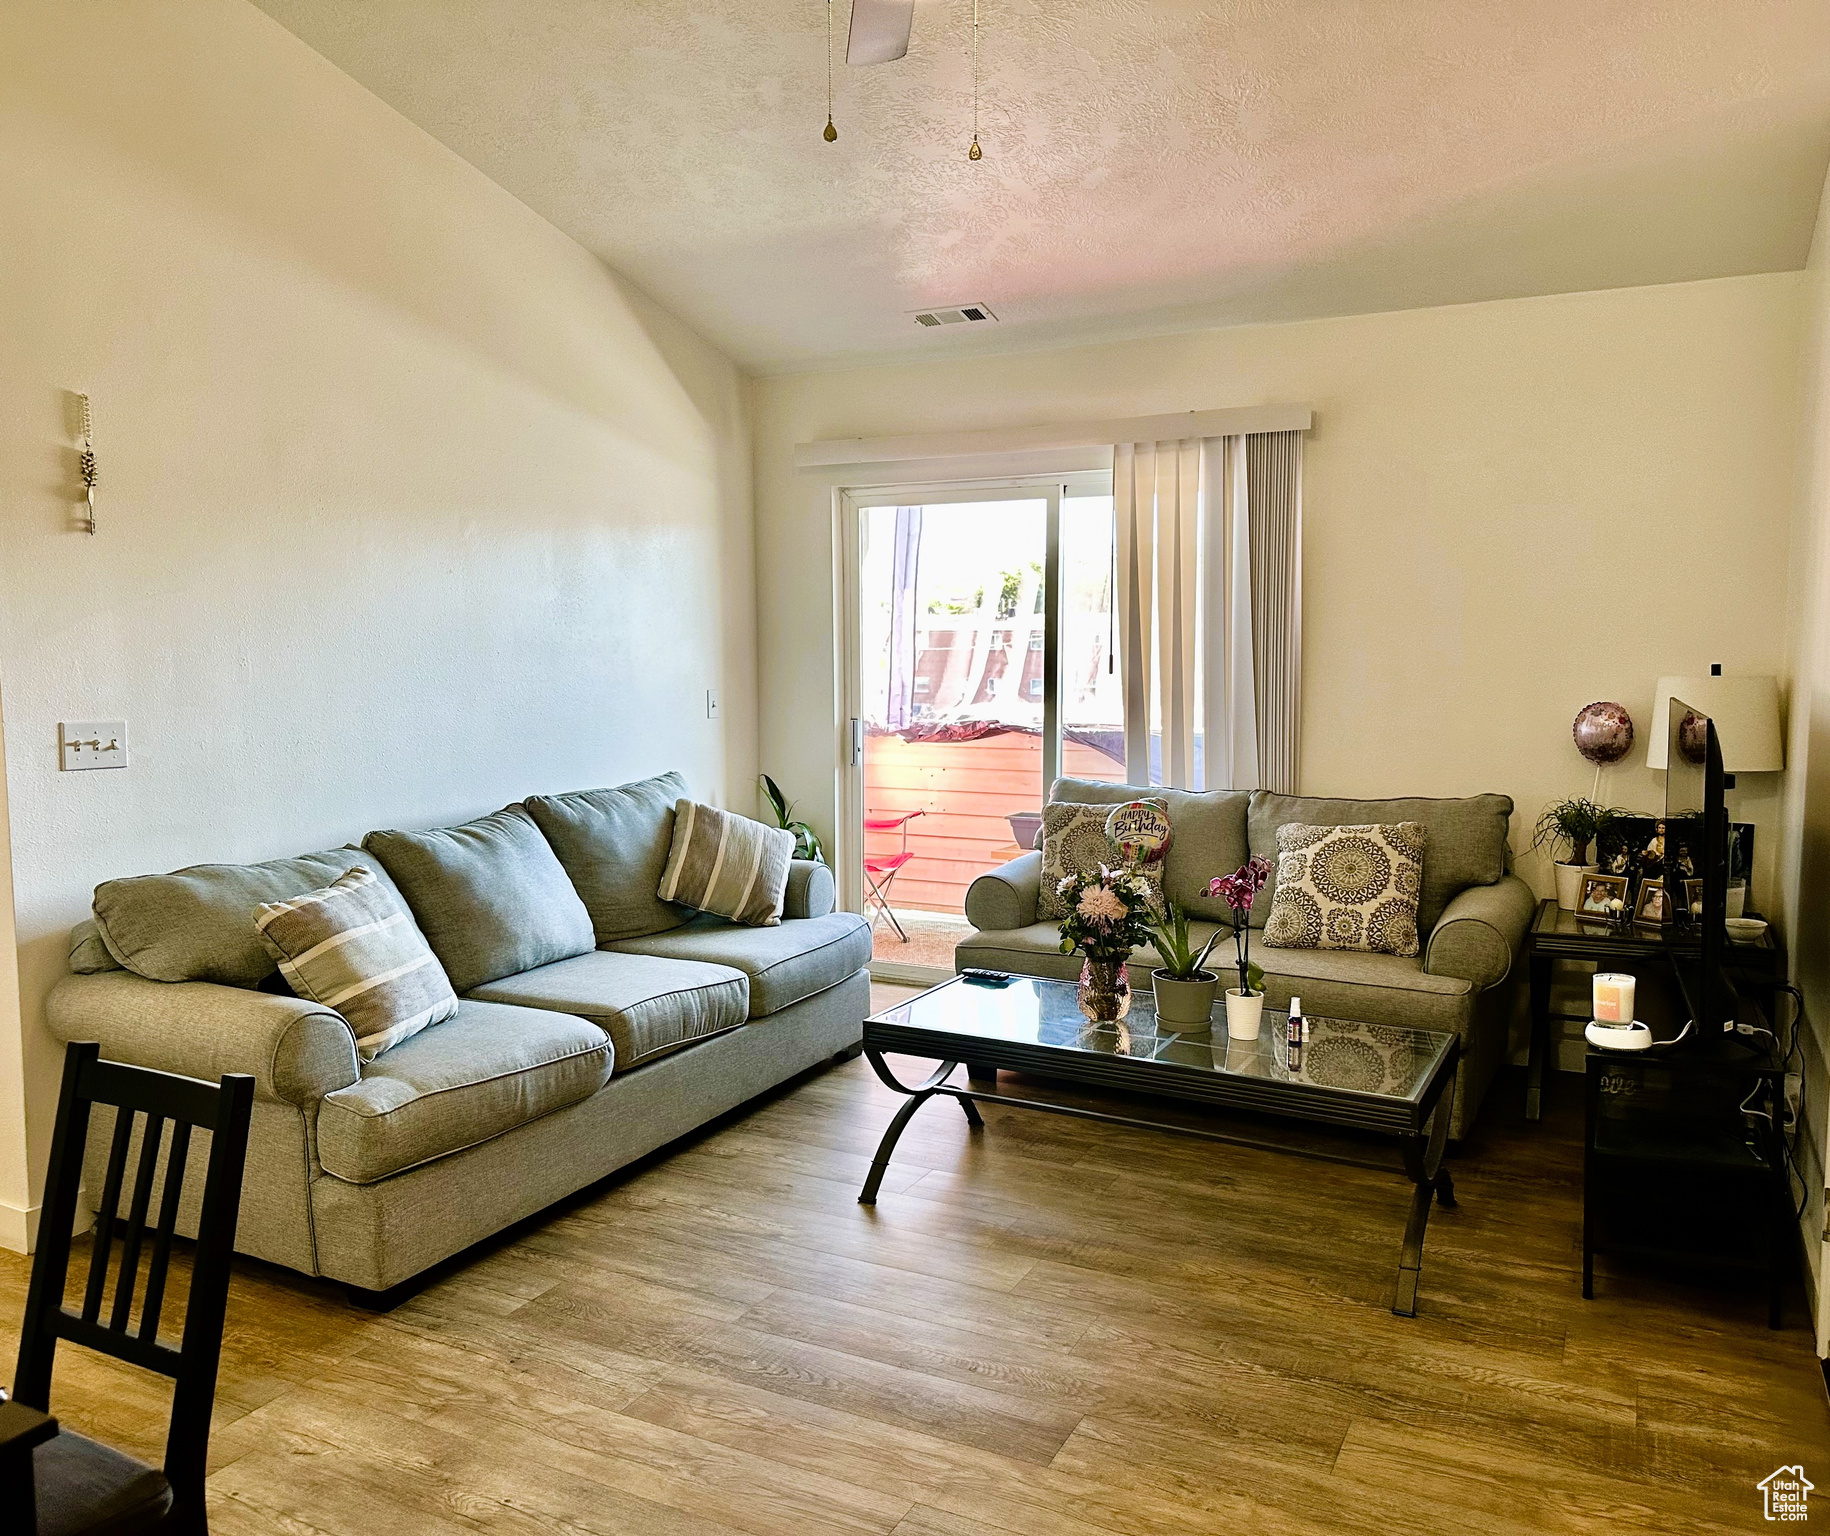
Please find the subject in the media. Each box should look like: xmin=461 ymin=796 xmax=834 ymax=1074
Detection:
xmin=1646 ymin=675 xmax=1784 ymax=772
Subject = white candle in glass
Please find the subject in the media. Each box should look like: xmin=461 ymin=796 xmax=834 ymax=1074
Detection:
xmin=1593 ymin=972 xmax=1636 ymax=1024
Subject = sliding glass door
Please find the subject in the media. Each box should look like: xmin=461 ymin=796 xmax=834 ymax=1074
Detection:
xmin=842 ymin=474 xmax=1116 ymax=980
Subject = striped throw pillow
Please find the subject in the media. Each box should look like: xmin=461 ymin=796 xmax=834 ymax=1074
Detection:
xmin=253 ymin=866 xmax=458 ymax=1060
xmin=657 ymin=801 xmax=795 ymax=927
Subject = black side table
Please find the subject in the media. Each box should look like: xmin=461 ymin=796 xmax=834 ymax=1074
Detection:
xmin=1524 ymin=899 xmax=1783 ymax=1120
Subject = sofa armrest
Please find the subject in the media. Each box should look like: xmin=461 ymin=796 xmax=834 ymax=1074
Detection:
xmin=965 ymin=851 xmax=1042 ymax=932
xmin=45 ymin=972 xmax=359 ymax=1106
xmin=783 ymin=859 xmax=835 ymax=920
xmin=1424 ymin=874 xmax=1536 ymax=991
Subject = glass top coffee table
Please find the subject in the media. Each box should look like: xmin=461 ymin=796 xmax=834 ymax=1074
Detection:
xmin=862 ymin=974 xmax=1461 ymax=1316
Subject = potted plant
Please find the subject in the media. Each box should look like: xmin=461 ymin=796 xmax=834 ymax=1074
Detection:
xmin=759 ymin=774 xmax=824 ymax=863
xmin=1208 ymin=857 xmax=1272 ymax=1039
xmin=1145 ymin=904 xmax=1225 ymax=1030
xmin=1531 ymin=796 xmax=1614 ymax=911
xmin=1055 ymin=864 xmax=1156 ymax=1022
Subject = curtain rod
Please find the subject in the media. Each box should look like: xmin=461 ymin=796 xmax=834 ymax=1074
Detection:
xmin=793 ymin=404 xmax=1314 ymax=469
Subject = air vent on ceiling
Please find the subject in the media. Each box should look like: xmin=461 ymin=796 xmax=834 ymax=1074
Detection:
xmin=911 ymin=303 xmax=998 ymax=328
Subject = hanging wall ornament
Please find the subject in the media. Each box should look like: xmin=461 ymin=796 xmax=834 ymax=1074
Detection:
xmin=1572 ymin=701 xmax=1634 ymax=765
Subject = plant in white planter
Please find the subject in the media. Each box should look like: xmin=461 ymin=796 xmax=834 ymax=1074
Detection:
xmin=1145 ymin=903 xmax=1226 ymax=1030
xmin=1207 ymin=856 xmax=1272 ymax=1040
xmin=1531 ymin=797 xmax=1615 ymax=912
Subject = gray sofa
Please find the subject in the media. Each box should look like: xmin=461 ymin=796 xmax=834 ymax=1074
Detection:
xmin=957 ymin=778 xmax=1535 ymax=1138
xmin=45 ymin=771 xmax=870 ymax=1301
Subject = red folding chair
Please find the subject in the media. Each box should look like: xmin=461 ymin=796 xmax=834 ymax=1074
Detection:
xmin=863 ymin=809 xmax=923 ymax=941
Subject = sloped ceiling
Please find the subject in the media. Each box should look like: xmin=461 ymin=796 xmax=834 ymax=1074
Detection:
xmin=251 ymin=0 xmax=1830 ymax=372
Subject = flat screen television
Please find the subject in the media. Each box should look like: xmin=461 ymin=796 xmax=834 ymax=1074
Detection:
xmin=1664 ymin=697 xmax=1735 ymax=1037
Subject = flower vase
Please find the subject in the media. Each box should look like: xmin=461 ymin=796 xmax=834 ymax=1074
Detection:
xmin=1077 ymin=958 xmax=1131 ymax=1023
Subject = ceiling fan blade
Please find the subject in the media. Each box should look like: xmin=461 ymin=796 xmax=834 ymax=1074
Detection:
xmin=847 ymin=0 xmax=914 ymax=65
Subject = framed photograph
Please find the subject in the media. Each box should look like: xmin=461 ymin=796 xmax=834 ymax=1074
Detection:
xmin=1634 ymin=877 xmax=1670 ymax=925
xmin=1576 ymin=872 xmax=1630 ymax=919
xmin=1683 ymin=878 xmax=1704 ymax=917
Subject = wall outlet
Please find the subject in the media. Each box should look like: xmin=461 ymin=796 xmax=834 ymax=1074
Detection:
xmin=60 ymin=720 xmax=127 ymax=771
xmin=706 ymin=689 xmax=720 ymax=720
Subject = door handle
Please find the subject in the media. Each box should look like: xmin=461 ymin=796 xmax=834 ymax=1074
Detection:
xmin=850 ymin=718 xmax=864 ymax=767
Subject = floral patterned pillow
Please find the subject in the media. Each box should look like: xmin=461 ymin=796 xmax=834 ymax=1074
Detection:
xmin=1261 ymin=822 xmax=1426 ymax=957
xmin=1037 ymin=799 xmax=1166 ymax=921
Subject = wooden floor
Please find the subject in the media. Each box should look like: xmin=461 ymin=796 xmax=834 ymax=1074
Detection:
xmin=4 ymin=997 xmax=1827 ymax=1535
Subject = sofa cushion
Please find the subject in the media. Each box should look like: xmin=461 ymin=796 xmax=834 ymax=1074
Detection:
xmin=607 ymin=911 xmax=871 ymax=1017
xmin=1248 ymin=792 xmax=1513 ymax=934
xmin=523 ymin=772 xmax=692 ymax=943
xmin=68 ymin=919 xmax=122 ymax=974
xmin=955 ymin=921 xmax=1475 ymax=1038
xmin=1262 ymin=822 xmax=1425 ymax=958
xmin=92 ymin=848 xmax=406 ymax=988
xmin=362 ymin=806 xmax=596 ymax=994
xmin=254 ymin=866 xmax=458 ymax=1061
xmin=316 ymin=999 xmax=612 ymax=1183
xmin=466 ymin=949 xmax=749 ymax=1070
xmin=1049 ymin=778 xmax=1251 ymax=924
xmin=658 ymin=801 xmax=795 ymax=927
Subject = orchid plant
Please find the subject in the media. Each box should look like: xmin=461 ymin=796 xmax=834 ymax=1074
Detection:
xmin=1055 ymin=865 xmax=1156 ymax=964
xmin=1207 ymin=856 xmax=1273 ymax=997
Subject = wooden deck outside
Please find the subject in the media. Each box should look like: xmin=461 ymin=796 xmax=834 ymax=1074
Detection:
xmin=864 ymin=732 xmax=1125 ymax=915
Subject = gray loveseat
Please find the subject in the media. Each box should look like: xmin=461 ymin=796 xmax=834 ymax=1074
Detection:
xmin=957 ymin=778 xmax=1535 ymax=1137
xmin=45 ymin=771 xmax=870 ymax=1301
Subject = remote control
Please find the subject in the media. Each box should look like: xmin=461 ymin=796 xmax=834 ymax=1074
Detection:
xmin=960 ymin=968 xmax=1014 ymax=987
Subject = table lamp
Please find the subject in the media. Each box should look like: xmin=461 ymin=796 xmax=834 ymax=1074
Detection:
xmin=1645 ymin=670 xmax=1784 ymax=774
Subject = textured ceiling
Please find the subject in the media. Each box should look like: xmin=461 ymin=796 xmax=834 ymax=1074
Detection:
xmin=251 ymin=0 xmax=1830 ymax=372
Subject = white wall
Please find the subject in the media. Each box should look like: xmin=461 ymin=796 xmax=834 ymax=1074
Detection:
xmin=1778 ymin=164 xmax=1830 ymax=1353
xmin=756 ymin=276 xmax=1801 ymax=910
xmin=0 ymin=0 xmax=756 ymax=1249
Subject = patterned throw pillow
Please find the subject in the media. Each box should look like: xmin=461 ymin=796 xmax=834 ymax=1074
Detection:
xmin=1037 ymin=799 xmax=1167 ymax=921
xmin=1261 ymin=822 xmax=1426 ymax=957
xmin=657 ymin=800 xmax=795 ymax=927
xmin=253 ymin=866 xmax=458 ymax=1061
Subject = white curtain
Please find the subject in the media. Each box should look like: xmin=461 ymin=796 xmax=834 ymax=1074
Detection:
xmin=1114 ymin=430 xmax=1303 ymax=793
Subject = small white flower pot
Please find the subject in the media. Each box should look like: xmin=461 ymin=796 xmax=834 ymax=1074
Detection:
xmin=1151 ymin=970 xmax=1218 ymax=1031
xmin=1225 ymin=988 xmax=1265 ymax=1041
xmin=1554 ymin=862 xmax=1596 ymax=912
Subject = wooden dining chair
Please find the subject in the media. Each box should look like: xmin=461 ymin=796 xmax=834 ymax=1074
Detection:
xmin=1 ymin=1040 xmax=254 ymax=1534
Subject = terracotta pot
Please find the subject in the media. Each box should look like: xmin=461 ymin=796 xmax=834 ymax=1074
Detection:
xmin=1151 ymin=970 xmax=1218 ymax=1031
xmin=1225 ymin=988 xmax=1265 ymax=1041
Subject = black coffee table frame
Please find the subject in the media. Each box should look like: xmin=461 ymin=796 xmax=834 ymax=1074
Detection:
xmin=860 ymin=991 xmax=1460 ymax=1317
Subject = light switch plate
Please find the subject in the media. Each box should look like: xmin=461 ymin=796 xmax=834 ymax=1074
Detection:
xmin=60 ymin=720 xmax=127 ymax=771
xmin=706 ymin=689 xmax=720 ymax=720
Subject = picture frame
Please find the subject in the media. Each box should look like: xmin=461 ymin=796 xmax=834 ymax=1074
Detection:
xmin=1683 ymin=877 xmax=1704 ymax=917
xmin=1633 ymin=877 xmax=1670 ymax=926
xmin=1576 ymin=872 xmax=1630 ymax=919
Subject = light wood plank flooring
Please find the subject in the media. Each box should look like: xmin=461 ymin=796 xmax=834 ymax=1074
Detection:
xmin=3 ymin=985 xmax=1825 ymax=1535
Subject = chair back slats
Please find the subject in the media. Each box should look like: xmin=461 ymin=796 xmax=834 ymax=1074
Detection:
xmin=138 ymin=1120 xmax=191 ymax=1344
xmin=11 ymin=1041 xmax=255 ymax=1531
xmin=81 ymin=1108 xmax=135 ymax=1324
xmin=109 ymin=1112 xmax=165 ymax=1333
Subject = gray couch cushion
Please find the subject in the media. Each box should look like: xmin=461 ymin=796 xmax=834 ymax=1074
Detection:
xmin=523 ymin=772 xmax=692 ymax=943
xmin=606 ymin=911 xmax=871 ymax=1017
xmin=316 ymin=999 xmax=612 ymax=1183
xmin=1248 ymin=792 xmax=1513 ymax=934
xmin=363 ymin=806 xmax=596 ymax=994
xmin=956 ymin=920 xmax=1475 ymax=1038
xmin=466 ymin=949 xmax=749 ymax=1071
xmin=92 ymin=848 xmax=405 ymax=988
xmin=68 ymin=919 xmax=121 ymax=974
xmin=1049 ymin=778 xmax=1251 ymax=924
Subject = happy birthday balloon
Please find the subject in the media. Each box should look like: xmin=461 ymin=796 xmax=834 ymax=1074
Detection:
xmin=1572 ymin=701 xmax=1634 ymax=765
xmin=1105 ymin=800 xmax=1172 ymax=866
